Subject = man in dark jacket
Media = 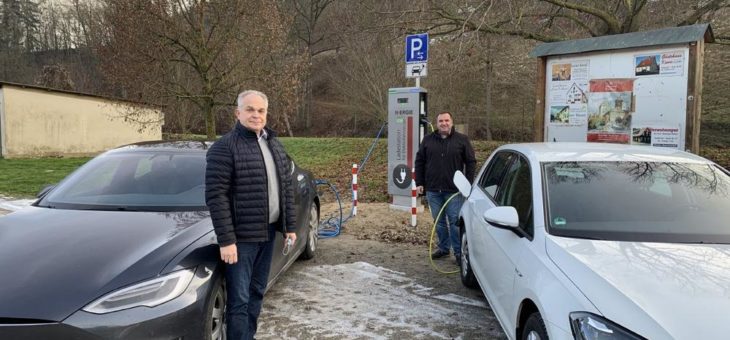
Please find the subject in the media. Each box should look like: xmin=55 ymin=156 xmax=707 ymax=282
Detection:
xmin=415 ymin=111 xmax=476 ymax=265
xmin=205 ymin=90 xmax=296 ymax=340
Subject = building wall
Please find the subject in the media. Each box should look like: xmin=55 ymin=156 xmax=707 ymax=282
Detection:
xmin=1 ymin=85 xmax=162 ymax=158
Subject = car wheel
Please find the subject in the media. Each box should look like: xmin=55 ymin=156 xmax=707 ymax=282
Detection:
xmin=522 ymin=312 xmax=549 ymax=340
xmin=460 ymin=229 xmax=478 ymax=288
xmin=299 ymin=203 xmax=318 ymax=260
xmin=205 ymin=275 xmax=226 ymax=340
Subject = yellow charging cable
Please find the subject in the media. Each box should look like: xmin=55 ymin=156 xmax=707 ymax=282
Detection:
xmin=428 ymin=192 xmax=461 ymax=274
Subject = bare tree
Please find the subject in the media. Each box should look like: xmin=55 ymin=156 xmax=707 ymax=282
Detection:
xmin=34 ymin=63 xmax=74 ymax=90
xmin=98 ymin=0 xmax=302 ymax=138
xmin=284 ymin=0 xmax=339 ymax=133
xmin=414 ymin=0 xmax=729 ymax=42
xmin=0 ymin=0 xmax=43 ymax=82
xmin=315 ymin=1 xmax=431 ymax=135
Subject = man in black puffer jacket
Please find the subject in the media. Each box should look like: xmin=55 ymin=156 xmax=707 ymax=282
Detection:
xmin=205 ymin=90 xmax=296 ymax=340
xmin=415 ymin=111 xmax=476 ymax=266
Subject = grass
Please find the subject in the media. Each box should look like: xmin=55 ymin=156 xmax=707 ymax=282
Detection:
xmin=281 ymin=138 xmax=505 ymax=203
xmin=0 ymin=157 xmax=92 ymax=198
xmin=1 ymin=138 xmax=728 ymax=200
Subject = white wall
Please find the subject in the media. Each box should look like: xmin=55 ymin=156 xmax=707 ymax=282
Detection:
xmin=1 ymin=85 xmax=163 ymax=158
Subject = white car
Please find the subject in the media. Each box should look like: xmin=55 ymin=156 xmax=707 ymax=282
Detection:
xmin=454 ymin=142 xmax=730 ymax=340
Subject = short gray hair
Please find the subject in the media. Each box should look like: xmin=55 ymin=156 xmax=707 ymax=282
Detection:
xmin=237 ymin=90 xmax=268 ymax=108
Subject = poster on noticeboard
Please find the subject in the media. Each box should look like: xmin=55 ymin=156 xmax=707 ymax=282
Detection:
xmin=548 ymin=60 xmax=589 ymax=126
xmin=634 ymin=51 xmax=684 ymax=77
xmin=587 ymin=79 xmax=634 ymax=144
xmin=632 ymin=127 xmax=681 ymax=148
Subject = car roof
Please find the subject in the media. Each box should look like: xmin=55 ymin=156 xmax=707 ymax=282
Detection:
xmin=500 ymin=142 xmax=712 ymax=164
xmin=107 ymin=140 xmax=214 ymax=154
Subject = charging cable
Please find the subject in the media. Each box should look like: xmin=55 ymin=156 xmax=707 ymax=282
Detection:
xmin=314 ymin=121 xmax=388 ymax=239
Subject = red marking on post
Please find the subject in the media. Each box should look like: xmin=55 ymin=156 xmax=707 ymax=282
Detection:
xmin=407 ymin=116 xmax=413 ymax=168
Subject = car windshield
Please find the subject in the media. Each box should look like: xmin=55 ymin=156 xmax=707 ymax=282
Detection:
xmin=37 ymin=151 xmax=206 ymax=211
xmin=543 ymin=161 xmax=730 ymax=243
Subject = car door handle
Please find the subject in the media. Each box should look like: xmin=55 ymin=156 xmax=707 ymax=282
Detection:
xmin=515 ymin=268 xmax=523 ymax=277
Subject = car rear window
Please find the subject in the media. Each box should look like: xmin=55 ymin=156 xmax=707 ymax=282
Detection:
xmin=543 ymin=161 xmax=730 ymax=243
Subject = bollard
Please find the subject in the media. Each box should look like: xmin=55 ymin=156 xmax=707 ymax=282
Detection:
xmin=411 ymin=168 xmax=417 ymax=227
xmin=352 ymin=163 xmax=358 ymax=216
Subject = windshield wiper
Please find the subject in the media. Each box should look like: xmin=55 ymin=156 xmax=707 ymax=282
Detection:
xmin=113 ymin=206 xmax=156 ymax=212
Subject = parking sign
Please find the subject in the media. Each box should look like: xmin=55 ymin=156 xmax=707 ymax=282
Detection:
xmin=405 ymin=33 xmax=428 ymax=63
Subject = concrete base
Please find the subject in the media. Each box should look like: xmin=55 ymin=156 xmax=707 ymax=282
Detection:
xmin=389 ymin=194 xmax=424 ymax=213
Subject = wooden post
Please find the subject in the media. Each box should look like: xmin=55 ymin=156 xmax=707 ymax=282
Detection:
xmin=534 ymin=57 xmax=547 ymax=142
xmin=685 ymin=38 xmax=705 ymax=154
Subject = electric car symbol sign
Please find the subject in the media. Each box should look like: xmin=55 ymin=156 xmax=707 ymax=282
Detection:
xmin=405 ymin=33 xmax=428 ymax=63
xmin=392 ymin=164 xmax=411 ymax=189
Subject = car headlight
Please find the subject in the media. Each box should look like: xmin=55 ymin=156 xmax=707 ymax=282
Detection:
xmin=83 ymin=268 xmax=195 ymax=314
xmin=570 ymin=312 xmax=646 ymax=340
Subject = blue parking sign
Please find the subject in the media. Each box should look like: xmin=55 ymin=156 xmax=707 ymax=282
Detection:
xmin=405 ymin=33 xmax=428 ymax=63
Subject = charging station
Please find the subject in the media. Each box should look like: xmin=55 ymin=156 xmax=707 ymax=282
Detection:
xmin=387 ymin=87 xmax=427 ymax=211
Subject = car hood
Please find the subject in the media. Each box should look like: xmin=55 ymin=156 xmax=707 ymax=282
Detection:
xmin=547 ymin=236 xmax=730 ymax=339
xmin=0 ymin=206 xmax=211 ymax=321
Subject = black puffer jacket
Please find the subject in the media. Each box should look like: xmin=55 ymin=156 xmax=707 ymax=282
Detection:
xmin=415 ymin=128 xmax=476 ymax=192
xmin=205 ymin=122 xmax=296 ymax=246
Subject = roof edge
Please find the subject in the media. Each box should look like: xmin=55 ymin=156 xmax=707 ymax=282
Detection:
xmin=0 ymin=81 xmax=163 ymax=109
xmin=530 ymin=23 xmax=714 ymax=58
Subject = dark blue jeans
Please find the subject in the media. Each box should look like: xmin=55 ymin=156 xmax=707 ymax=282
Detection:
xmin=427 ymin=191 xmax=464 ymax=256
xmin=225 ymin=226 xmax=275 ymax=340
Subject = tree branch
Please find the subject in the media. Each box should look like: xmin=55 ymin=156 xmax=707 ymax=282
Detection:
xmin=678 ymin=0 xmax=728 ymax=26
xmin=431 ymin=8 xmax=565 ymax=42
xmin=538 ymin=0 xmax=622 ymax=34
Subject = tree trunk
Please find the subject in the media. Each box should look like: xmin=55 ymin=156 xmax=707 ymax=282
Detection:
xmin=205 ymin=101 xmax=216 ymax=139
xmin=483 ymin=36 xmax=493 ymax=141
xmin=283 ymin=110 xmax=294 ymax=137
xmin=305 ymin=75 xmax=313 ymax=132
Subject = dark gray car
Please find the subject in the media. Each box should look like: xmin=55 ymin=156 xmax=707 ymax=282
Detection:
xmin=0 ymin=141 xmax=320 ymax=339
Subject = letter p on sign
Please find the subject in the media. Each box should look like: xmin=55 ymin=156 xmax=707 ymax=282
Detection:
xmin=410 ymin=39 xmax=422 ymax=60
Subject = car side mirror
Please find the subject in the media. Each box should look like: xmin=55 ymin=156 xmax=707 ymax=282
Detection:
xmin=453 ymin=171 xmax=471 ymax=197
xmin=483 ymin=206 xmax=519 ymax=228
xmin=483 ymin=206 xmax=529 ymax=238
xmin=37 ymin=184 xmax=56 ymax=198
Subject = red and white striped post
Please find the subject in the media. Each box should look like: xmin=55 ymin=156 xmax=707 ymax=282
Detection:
xmin=411 ymin=168 xmax=417 ymax=227
xmin=352 ymin=163 xmax=358 ymax=216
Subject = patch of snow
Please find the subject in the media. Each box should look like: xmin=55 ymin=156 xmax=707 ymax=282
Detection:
xmin=0 ymin=197 xmax=34 ymax=212
xmin=259 ymin=262 xmax=501 ymax=339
